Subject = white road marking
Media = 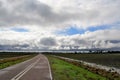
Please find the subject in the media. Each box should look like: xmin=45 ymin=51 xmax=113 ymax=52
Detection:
xmin=0 ymin=55 xmax=39 ymax=75
xmin=45 ymin=56 xmax=53 ymax=80
xmin=11 ymin=58 xmax=40 ymax=80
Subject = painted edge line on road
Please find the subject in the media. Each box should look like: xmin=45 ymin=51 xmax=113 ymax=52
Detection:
xmin=44 ymin=55 xmax=53 ymax=80
xmin=11 ymin=58 xmax=40 ymax=80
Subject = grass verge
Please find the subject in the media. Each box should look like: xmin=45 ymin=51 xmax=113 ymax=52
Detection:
xmin=47 ymin=55 xmax=108 ymax=80
xmin=0 ymin=55 xmax=36 ymax=69
xmin=52 ymin=53 xmax=120 ymax=68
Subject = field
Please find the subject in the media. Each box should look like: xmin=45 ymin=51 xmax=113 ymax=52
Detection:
xmin=0 ymin=52 xmax=36 ymax=59
xmin=52 ymin=53 xmax=120 ymax=68
xmin=0 ymin=52 xmax=37 ymax=69
xmin=47 ymin=55 xmax=107 ymax=80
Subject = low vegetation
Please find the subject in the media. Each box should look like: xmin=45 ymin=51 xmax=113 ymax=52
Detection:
xmin=0 ymin=52 xmax=37 ymax=69
xmin=53 ymin=55 xmax=120 ymax=80
xmin=52 ymin=53 xmax=120 ymax=68
xmin=47 ymin=55 xmax=108 ymax=80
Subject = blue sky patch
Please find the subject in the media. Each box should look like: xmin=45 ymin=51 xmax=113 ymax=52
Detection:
xmin=87 ymin=25 xmax=111 ymax=32
xmin=58 ymin=27 xmax=85 ymax=35
xmin=56 ymin=24 xmax=112 ymax=35
xmin=11 ymin=28 xmax=29 ymax=32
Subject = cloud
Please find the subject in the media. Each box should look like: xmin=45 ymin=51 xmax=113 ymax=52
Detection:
xmin=0 ymin=0 xmax=120 ymax=28
xmin=0 ymin=0 xmax=120 ymax=51
xmin=39 ymin=37 xmax=57 ymax=49
xmin=57 ymin=29 xmax=120 ymax=50
xmin=0 ymin=29 xmax=120 ymax=51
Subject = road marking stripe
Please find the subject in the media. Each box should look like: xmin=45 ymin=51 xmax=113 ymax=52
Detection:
xmin=11 ymin=58 xmax=40 ymax=80
xmin=45 ymin=55 xmax=53 ymax=80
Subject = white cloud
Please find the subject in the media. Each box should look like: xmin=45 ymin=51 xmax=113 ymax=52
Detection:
xmin=0 ymin=0 xmax=120 ymax=28
xmin=57 ymin=29 xmax=120 ymax=50
xmin=0 ymin=28 xmax=120 ymax=50
xmin=0 ymin=0 xmax=120 ymax=51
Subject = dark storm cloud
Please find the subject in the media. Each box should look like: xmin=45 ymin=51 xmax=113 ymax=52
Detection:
xmin=109 ymin=40 xmax=120 ymax=44
xmin=0 ymin=0 xmax=109 ymax=27
xmin=40 ymin=37 xmax=57 ymax=47
xmin=0 ymin=0 xmax=72 ymax=26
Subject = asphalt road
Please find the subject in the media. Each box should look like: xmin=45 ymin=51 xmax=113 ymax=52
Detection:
xmin=0 ymin=54 xmax=52 ymax=80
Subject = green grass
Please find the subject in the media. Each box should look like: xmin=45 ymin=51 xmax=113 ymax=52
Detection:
xmin=47 ymin=55 xmax=108 ymax=80
xmin=52 ymin=53 xmax=120 ymax=68
xmin=0 ymin=55 xmax=36 ymax=69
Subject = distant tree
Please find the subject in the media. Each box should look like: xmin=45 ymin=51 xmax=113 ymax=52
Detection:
xmin=89 ymin=50 xmax=92 ymax=53
xmin=75 ymin=51 xmax=77 ymax=54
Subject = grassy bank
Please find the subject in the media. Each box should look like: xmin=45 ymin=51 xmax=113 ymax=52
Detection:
xmin=0 ymin=52 xmax=38 ymax=59
xmin=47 ymin=55 xmax=107 ymax=80
xmin=0 ymin=55 xmax=36 ymax=69
xmin=52 ymin=53 xmax=120 ymax=68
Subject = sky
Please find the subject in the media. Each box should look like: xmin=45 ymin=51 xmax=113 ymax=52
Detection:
xmin=0 ymin=0 xmax=120 ymax=51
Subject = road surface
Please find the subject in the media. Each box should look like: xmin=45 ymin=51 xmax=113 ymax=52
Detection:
xmin=0 ymin=54 xmax=52 ymax=80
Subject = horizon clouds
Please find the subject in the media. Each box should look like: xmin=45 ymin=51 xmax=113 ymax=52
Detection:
xmin=0 ymin=0 xmax=120 ymax=51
